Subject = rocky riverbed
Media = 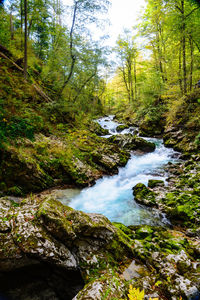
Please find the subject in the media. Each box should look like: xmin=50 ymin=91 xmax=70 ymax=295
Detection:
xmin=0 ymin=116 xmax=200 ymax=299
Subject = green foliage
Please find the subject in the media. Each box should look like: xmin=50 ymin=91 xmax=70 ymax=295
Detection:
xmin=0 ymin=115 xmax=36 ymax=143
xmin=0 ymin=7 xmax=10 ymax=46
xmin=195 ymin=132 xmax=200 ymax=145
xmin=7 ymin=186 xmax=23 ymax=196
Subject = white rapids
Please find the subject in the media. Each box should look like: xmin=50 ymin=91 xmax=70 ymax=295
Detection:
xmin=60 ymin=115 xmax=179 ymax=226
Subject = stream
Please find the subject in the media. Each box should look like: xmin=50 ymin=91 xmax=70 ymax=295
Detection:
xmin=59 ymin=116 xmax=179 ymax=226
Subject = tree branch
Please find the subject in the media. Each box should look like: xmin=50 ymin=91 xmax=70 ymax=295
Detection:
xmin=186 ymin=6 xmax=199 ymax=18
xmin=175 ymin=5 xmax=183 ymax=13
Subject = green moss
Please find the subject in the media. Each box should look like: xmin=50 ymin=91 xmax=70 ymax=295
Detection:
xmin=113 ymin=222 xmax=134 ymax=238
xmin=116 ymin=124 xmax=129 ymax=132
xmin=161 ymin=188 xmax=200 ymax=228
xmin=135 ymin=226 xmax=154 ymax=239
xmin=107 ymin=225 xmax=134 ymax=261
xmin=148 ymin=179 xmax=164 ymax=188
xmin=133 ymin=183 xmax=156 ymax=206
xmin=36 ymin=198 xmax=76 ymax=242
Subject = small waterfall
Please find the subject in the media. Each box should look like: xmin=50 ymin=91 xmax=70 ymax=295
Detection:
xmin=96 ymin=115 xmax=137 ymax=137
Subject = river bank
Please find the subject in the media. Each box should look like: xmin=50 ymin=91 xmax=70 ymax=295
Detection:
xmin=0 ymin=114 xmax=200 ymax=300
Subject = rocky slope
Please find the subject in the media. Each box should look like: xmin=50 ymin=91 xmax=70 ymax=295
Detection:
xmin=0 ymin=130 xmax=131 ymax=195
xmin=0 ymin=196 xmax=133 ymax=299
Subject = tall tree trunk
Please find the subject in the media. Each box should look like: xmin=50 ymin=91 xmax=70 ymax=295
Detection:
xmin=179 ymin=43 xmax=183 ymax=95
xmin=181 ymin=0 xmax=187 ymax=94
xmin=59 ymin=1 xmax=77 ymax=95
xmin=20 ymin=0 xmax=23 ymax=49
xmin=58 ymin=0 xmax=61 ymax=25
xmin=121 ymin=64 xmax=130 ymax=103
xmin=24 ymin=0 xmax=28 ymax=79
xmin=156 ymin=30 xmax=165 ymax=83
xmin=134 ymin=58 xmax=137 ymax=100
xmin=189 ymin=35 xmax=194 ymax=91
xmin=127 ymin=58 xmax=134 ymax=102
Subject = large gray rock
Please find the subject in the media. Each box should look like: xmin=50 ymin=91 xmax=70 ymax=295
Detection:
xmin=0 ymin=196 xmax=132 ymax=300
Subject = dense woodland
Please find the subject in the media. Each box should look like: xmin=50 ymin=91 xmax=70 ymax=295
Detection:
xmin=0 ymin=0 xmax=200 ymax=299
xmin=0 ymin=0 xmax=200 ymax=141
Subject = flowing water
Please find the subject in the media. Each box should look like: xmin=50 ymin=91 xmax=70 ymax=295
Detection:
xmin=59 ymin=115 xmax=179 ymax=226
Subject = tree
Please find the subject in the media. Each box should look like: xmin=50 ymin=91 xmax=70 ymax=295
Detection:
xmin=59 ymin=0 xmax=110 ymax=95
xmin=115 ymin=31 xmax=138 ymax=103
xmin=24 ymin=0 xmax=27 ymax=79
xmin=139 ymin=0 xmax=200 ymax=95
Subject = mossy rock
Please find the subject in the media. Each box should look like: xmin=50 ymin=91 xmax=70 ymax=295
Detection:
xmin=135 ymin=226 xmax=154 ymax=239
xmin=89 ymin=121 xmax=109 ymax=136
xmin=134 ymin=137 xmax=156 ymax=152
xmin=108 ymin=134 xmax=155 ymax=153
xmin=161 ymin=189 xmax=200 ymax=228
xmin=116 ymin=124 xmax=129 ymax=132
xmin=139 ymin=116 xmax=165 ymax=137
xmin=148 ymin=179 xmax=165 ymax=188
xmin=132 ymin=183 xmax=157 ymax=207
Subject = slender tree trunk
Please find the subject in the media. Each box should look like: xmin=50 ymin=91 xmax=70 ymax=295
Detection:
xmin=58 ymin=0 xmax=61 ymax=25
xmin=10 ymin=13 xmax=14 ymax=40
xmin=179 ymin=43 xmax=183 ymax=94
xmin=20 ymin=0 xmax=23 ymax=49
xmin=156 ymin=30 xmax=165 ymax=83
xmin=160 ymin=26 xmax=167 ymax=82
xmin=189 ymin=35 xmax=194 ymax=91
xmin=121 ymin=64 xmax=130 ymax=103
xmin=127 ymin=58 xmax=134 ymax=102
xmin=134 ymin=58 xmax=137 ymax=100
xmin=28 ymin=18 xmax=32 ymax=37
xmin=24 ymin=0 xmax=28 ymax=79
xmin=59 ymin=1 xmax=77 ymax=95
xmin=181 ymin=0 xmax=187 ymax=94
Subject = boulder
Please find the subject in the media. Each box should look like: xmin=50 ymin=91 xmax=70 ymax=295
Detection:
xmin=148 ymin=179 xmax=165 ymax=188
xmin=0 ymin=196 xmax=133 ymax=300
xmin=89 ymin=121 xmax=109 ymax=136
xmin=91 ymin=149 xmax=130 ymax=174
xmin=73 ymin=275 xmax=125 ymax=300
xmin=139 ymin=116 xmax=165 ymax=137
xmin=108 ymin=134 xmax=155 ymax=153
xmin=116 ymin=124 xmax=129 ymax=132
xmin=0 ymin=132 xmax=131 ymax=195
xmin=163 ymin=128 xmax=198 ymax=153
xmin=132 ymin=183 xmax=157 ymax=207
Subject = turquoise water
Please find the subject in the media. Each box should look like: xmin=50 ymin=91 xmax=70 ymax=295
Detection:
xmin=61 ymin=116 xmax=179 ymax=226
